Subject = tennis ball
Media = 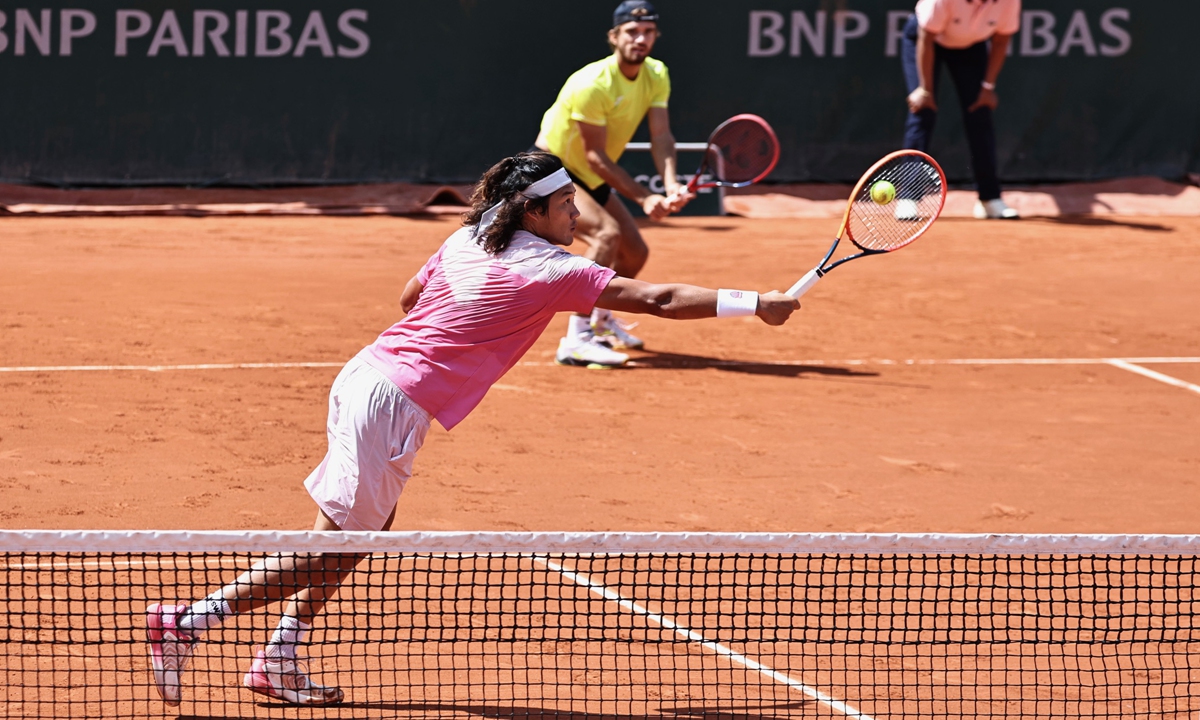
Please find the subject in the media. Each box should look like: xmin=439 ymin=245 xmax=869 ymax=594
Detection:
xmin=870 ymin=180 xmax=896 ymax=205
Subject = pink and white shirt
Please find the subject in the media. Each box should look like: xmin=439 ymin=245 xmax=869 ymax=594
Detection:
xmin=358 ymin=228 xmax=616 ymax=430
xmin=916 ymin=0 xmax=1021 ymax=49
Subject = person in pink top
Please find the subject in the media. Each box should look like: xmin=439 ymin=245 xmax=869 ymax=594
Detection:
xmin=901 ymin=0 xmax=1021 ymax=220
xmin=143 ymin=151 xmax=800 ymax=708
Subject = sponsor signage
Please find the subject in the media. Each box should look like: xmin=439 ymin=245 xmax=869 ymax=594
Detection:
xmin=0 ymin=2 xmax=1193 ymax=185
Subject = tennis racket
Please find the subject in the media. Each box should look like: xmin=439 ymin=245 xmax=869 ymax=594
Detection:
xmin=685 ymin=114 xmax=780 ymax=192
xmin=786 ymin=150 xmax=946 ymax=298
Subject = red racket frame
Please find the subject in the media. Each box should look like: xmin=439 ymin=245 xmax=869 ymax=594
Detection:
xmin=687 ymin=114 xmax=780 ymax=192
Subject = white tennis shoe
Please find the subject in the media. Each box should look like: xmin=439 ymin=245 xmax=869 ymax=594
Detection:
xmin=893 ymin=198 xmax=920 ymax=221
xmin=974 ymin=198 xmax=1019 ymax=219
xmin=243 ymin=650 xmax=345 ymax=706
xmin=555 ymin=331 xmax=629 ymax=369
xmin=591 ymin=308 xmax=644 ymax=350
xmin=146 ymin=603 xmax=198 ymax=707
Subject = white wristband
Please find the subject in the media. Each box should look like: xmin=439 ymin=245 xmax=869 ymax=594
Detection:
xmin=981 ymin=80 xmax=995 ymax=91
xmin=716 ymin=289 xmax=759 ymax=318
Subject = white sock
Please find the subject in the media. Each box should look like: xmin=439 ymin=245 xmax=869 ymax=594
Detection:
xmin=567 ymin=314 xmax=592 ymax=338
xmin=265 ymin=615 xmax=311 ymax=661
xmin=591 ymin=307 xmax=611 ymax=326
xmin=178 ymin=593 xmax=232 ymax=635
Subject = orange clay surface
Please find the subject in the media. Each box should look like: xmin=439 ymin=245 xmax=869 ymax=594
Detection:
xmin=1 ymin=214 xmax=1198 ymax=534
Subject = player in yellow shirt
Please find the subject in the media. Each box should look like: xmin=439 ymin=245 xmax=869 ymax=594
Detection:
xmin=534 ymin=0 xmax=693 ymax=368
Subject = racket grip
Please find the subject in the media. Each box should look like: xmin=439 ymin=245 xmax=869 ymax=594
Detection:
xmin=786 ymin=269 xmax=822 ymax=298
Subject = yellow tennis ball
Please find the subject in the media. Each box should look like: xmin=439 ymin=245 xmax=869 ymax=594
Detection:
xmin=870 ymin=180 xmax=896 ymax=205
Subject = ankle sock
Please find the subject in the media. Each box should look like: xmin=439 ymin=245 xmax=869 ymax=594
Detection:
xmin=177 ymin=593 xmax=232 ymax=636
xmin=567 ymin=314 xmax=592 ymax=338
xmin=265 ymin=615 xmax=311 ymax=661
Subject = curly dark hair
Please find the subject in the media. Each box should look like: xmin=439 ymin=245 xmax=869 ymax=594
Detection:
xmin=462 ymin=152 xmax=565 ymax=255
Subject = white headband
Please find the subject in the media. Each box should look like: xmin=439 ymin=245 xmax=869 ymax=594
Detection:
xmin=521 ymin=168 xmax=572 ymax=199
xmin=474 ymin=168 xmax=573 ymax=239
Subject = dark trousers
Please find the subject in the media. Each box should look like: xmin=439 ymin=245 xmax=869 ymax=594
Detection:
xmin=901 ymin=14 xmax=1001 ymax=201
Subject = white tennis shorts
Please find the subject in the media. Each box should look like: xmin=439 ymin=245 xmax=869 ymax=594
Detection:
xmin=303 ymin=356 xmax=431 ymax=531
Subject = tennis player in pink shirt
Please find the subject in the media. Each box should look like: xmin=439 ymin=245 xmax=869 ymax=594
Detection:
xmin=143 ymin=151 xmax=800 ymax=707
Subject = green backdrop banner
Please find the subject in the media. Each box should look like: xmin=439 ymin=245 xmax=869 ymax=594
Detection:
xmin=0 ymin=1 xmax=1195 ymax=185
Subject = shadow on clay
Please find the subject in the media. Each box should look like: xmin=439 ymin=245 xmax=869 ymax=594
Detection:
xmin=625 ymin=351 xmax=880 ymax=379
xmin=1026 ymin=215 xmax=1173 ymax=232
xmin=936 ymin=215 xmax=1173 ymax=232
xmin=234 ymin=699 xmax=820 ymax=720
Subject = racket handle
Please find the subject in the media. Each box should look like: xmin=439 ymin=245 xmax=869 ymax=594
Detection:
xmin=786 ymin=269 xmax=822 ymax=298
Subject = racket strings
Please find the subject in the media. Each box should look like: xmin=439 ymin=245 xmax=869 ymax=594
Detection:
xmin=847 ymin=156 xmax=944 ymax=252
xmin=707 ymin=119 xmax=778 ymax=184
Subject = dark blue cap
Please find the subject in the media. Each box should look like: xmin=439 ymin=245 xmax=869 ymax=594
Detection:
xmin=613 ymin=0 xmax=659 ymax=27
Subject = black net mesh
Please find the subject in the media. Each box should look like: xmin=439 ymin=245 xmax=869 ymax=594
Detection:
xmin=2 ymin=548 xmax=1198 ymax=719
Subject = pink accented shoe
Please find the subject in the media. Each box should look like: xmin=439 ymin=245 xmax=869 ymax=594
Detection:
xmin=145 ymin=603 xmax=197 ymax=707
xmin=243 ymin=650 xmax=344 ymax=705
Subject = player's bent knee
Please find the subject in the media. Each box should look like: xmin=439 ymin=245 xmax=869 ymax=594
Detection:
xmin=621 ymin=229 xmax=649 ymax=258
xmin=629 ymin=240 xmax=649 ymax=264
xmin=590 ymin=225 xmax=623 ymax=253
xmin=622 ymin=244 xmax=649 ymax=275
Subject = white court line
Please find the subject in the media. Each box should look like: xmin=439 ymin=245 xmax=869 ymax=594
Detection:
xmin=898 ymin=356 xmax=1200 ymax=366
xmin=0 ymin=550 xmax=416 ymax=575
xmin=3 ymin=357 xmax=1200 ymax=374
xmin=538 ymin=556 xmax=874 ymax=720
xmin=0 ymin=362 xmax=343 ymax=373
xmin=1106 ymin=360 xmax=1200 ymax=396
xmin=0 ymin=557 xmax=246 ymax=572
xmin=621 ymin=356 xmax=1200 ymax=368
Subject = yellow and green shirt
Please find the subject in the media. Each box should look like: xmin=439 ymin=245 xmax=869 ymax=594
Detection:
xmin=539 ymin=54 xmax=671 ymax=190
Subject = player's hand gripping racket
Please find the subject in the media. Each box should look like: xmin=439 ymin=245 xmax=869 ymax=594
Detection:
xmin=786 ymin=150 xmax=946 ymax=298
xmin=686 ymin=114 xmax=780 ymax=192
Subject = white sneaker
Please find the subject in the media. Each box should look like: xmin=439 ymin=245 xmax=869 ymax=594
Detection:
xmin=974 ymin=198 xmax=1019 ymax=219
xmin=243 ymin=650 xmax=344 ymax=706
xmin=591 ymin=308 xmax=644 ymax=350
xmin=555 ymin=332 xmax=629 ymax=369
xmin=893 ymin=198 xmax=919 ymax=221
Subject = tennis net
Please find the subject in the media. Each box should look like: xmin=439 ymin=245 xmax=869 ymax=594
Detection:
xmin=1 ymin=531 xmax=1198 ymax=719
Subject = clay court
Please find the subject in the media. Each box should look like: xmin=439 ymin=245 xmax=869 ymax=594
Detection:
xmin=1 ymin=0 xmax=1197 ymax=714
xmin=2 ymin=213 xmax=1198 ymax=534
xmin=2 ymin=213 xmax=1200 ymax=719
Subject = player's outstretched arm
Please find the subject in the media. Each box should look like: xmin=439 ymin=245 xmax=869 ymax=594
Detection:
xmin=596 ymin=277 xmax=799 ymax=326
